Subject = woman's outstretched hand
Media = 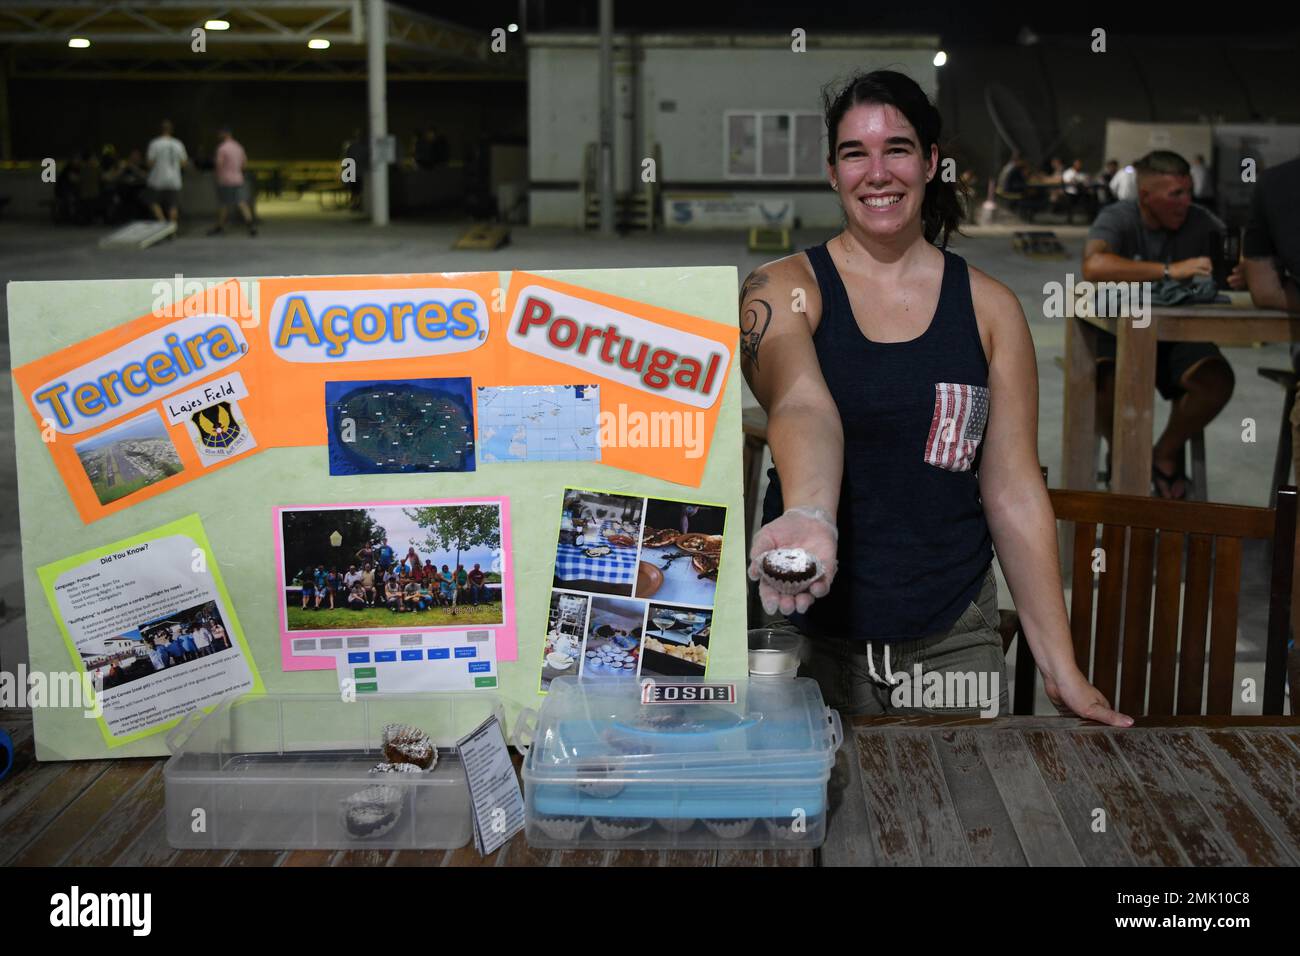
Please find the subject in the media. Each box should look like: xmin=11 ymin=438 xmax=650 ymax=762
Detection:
xmin=1042 ymin=668 xmax=1134 ymax=727
xmin=747 ymin=506 xmax=839 ymax=617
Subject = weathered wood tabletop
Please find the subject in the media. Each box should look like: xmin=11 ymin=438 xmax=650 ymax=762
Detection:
xmin=2 ymin=711 xmax=1297 ymax=866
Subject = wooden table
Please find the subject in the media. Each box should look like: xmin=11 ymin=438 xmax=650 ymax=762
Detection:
xmin=1062 ymin=298 xmax=1300 ymax=497
xmin=4 ymin=710 xmax=1297 ymax=866
xmin=829 ymin=715 xmax=1300 ymax=866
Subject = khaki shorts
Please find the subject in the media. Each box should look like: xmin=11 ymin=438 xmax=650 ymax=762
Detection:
xmin=786 ymin=566 xmax=1010 ymax=718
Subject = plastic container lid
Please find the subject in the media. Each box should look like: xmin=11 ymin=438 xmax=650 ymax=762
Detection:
xmin=523 ymin=676 xmax=841 ymax=785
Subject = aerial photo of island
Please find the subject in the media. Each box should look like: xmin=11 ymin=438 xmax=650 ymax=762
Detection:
xmin=325 ymin=377 xmax=476 ymax=475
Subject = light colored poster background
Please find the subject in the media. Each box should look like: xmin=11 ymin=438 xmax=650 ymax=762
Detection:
xmin=10 ymin=267 xmax=744 ymax=760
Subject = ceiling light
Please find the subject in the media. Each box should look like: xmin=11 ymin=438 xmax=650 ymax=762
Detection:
xmin=933 ymin=50 xmax=947 ymax=67
xmin=204 ymin=19 xmax=230 ymax=31
xmin=308 ymin=38 xmax=331 ymax=50
xmin=68 ymin=37 xmax=90 ymax=49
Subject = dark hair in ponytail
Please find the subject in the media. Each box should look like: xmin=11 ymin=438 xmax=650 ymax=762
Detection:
xmin=822 ymin=69 xmax=964 ymax=248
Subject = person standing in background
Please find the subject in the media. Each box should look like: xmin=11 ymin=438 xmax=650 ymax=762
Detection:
xmin=1109 ymin=162 xmax=1138 ymax=202
xmin=209 ymin=127 xmax=257 ymax=236
xmin=193 ymin=621 xmax=213 ymax=657
xmin=1190 ymin=154 xmax=1213 ymax=210
xmin=146 ymin=119 xmax=188 ymax=227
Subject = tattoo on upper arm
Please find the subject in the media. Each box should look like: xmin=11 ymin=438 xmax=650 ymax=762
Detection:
xmin=739 ymin=272 xmax=773 ymax=371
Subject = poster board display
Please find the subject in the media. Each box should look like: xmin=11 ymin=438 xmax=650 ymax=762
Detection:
xmin=10 ymin=267 xmax=745 ymax=760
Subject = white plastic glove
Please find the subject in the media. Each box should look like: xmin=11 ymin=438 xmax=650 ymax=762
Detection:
xmin=747 ymin=505 xmax=839 ymax=617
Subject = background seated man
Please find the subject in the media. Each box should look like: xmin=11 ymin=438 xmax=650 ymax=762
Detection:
xmin=1242 ymin=156 xmax=1300 ymax=316
xmin=1082 ymin=149 xmax=1243 ymax=499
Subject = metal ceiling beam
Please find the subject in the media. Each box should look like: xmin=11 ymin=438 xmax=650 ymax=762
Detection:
xmin=0 ymin=2 xmax=365 ymax=43
xmin=0 ymin=2 xmax=519 ymax=77
xmin=8 ymin=67 xmax=521 ymax=81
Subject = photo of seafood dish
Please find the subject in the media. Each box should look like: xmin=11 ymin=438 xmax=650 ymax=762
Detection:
xmin=641 ymin=527 xmax=680 ymax=549
xmin=634 ymin=498 xmax=727 ymax=606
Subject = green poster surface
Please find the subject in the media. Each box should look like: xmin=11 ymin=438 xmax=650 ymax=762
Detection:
xmin=10 ymin=267 xmax=744 ymax=760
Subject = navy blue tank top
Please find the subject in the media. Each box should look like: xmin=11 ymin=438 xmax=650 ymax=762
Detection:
xmin=762 ymin=242 xmax=994 ymax=642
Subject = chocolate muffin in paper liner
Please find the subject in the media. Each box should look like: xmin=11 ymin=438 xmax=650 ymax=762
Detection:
xmin=702 ymin=817 xmax=757 ymax=839
xmin=340 ymin=785 xmax=403 ymax=839
xmin=757 ymin=548 xmax=824 ymax=595
xmin=381 ymin=722 xmax=437 ymax=770
xmin=764 ymin=816 xmax=811 ymax=842
xmin=535 ymin=816 xmax=589 ymax=840
xmin=591 ymin=816 xmax=653 ymax=840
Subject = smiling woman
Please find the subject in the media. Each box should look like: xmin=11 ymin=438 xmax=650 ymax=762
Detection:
xmin=741 ymin=69 xmax=1132 ymax=727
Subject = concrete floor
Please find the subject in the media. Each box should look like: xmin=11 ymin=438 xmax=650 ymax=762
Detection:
xmin=1 ymin=213 xmax=1290 ymax=712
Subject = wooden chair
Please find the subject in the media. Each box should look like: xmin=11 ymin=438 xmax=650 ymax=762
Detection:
xmin=1005 ymin=486 xmax=1297 ymax=716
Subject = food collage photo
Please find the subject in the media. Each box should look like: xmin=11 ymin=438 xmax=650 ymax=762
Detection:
xmin=540 ymin=487 xmax=725 ymax=691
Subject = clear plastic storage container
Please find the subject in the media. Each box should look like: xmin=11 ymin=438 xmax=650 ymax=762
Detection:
xmin=164 ymin=693 xmax=500 ymax=850
xmin=522 ymin=676 xmax=842 ymax=849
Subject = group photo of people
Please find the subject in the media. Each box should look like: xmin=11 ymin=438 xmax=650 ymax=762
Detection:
xmin=280 ymin=503 xmax=504 ymax=631
xmin=80 ymin=601 xmax=233 ymax=691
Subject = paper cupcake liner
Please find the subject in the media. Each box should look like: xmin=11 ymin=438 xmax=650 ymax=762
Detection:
xmin=702 ymin=818 xmax=757 ymax=839
xmin=369 ymin=761 xmax=425 ymax=774
xmin=339 ymin=785 xmax=403 ymax=840
xmin=591 ymin=817 xmax=653 ymax=840
xmin=535 ymin=816 xmax=588 ymax=841
xmin=656 ymin=817 xmax=697 ymax=834
xmin=576 ymin=780 xmax=626 ymax=799
xmin=764 ymin=817 xmax=809 ymax=842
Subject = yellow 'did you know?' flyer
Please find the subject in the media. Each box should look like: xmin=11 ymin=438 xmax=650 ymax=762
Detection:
xmin=36 ymin=513 xmax=263 ymax=749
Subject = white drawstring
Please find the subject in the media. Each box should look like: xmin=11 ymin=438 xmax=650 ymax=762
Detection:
xmin=865 ymin=642 xmax=903 ymax=687
xmin=883 ymin=644 xmax=899 ymax=686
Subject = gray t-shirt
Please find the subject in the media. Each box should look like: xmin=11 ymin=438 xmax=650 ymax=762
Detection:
xmin=1088 ymin=199 xmax=1223 ymax=264
xmin=146 ymin=135 xmax=188 ymax=191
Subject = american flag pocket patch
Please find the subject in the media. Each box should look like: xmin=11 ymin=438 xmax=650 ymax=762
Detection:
xmin=924 ymin=383 xmax=989 ymax=472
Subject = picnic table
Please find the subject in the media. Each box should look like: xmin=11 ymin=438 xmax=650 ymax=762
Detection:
xmin=4 ymin=710 xmax=1296 ymax=866
xmin=1063 ymin=295 xmax=1300 ymax=497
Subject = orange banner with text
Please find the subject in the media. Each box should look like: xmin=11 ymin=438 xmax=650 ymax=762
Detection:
xmin=13 ymin=272 xmax=737 ymax=522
